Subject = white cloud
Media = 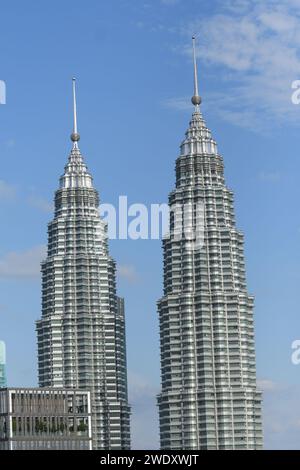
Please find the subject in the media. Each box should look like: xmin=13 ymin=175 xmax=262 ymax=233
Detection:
xmin=259 ymin=10 xmax=297 ymax=32
xmin=176 ymin=0 xmax=300 ymax=130
xmin=0 ymin=180 xmax=16 ymax=201
xmin=0 ymin=245 xmax=46 ymax=279
xmin=117 ymin=264 xmax=139 ymax=283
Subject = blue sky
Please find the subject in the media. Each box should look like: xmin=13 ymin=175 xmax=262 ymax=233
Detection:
xmin=1 ymin=0 xmax=300 ymax=449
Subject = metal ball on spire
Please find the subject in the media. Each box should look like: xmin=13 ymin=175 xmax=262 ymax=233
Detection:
xmin=71 ymin=132 xmax=80 ymax=142
xmin=191 ymin=95 xmax=201 ymax=106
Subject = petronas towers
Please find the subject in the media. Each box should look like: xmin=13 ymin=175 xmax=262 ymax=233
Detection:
xmin=36 ymin=80 xmax=130 ymax=450
xmin=35 ymin=38 xmax=262 ymax=450
xmin=157 ymin=39 xmax=262 ymax=449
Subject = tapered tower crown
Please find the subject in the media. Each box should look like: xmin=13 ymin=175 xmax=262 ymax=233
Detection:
xmin=59 ymin=79 xmax=94 ymax=190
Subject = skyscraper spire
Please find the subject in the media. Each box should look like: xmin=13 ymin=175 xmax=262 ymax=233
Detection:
xmin=71 ymin=77 xmax=80 ymax=147
xmin=191 ymin=36 xmax=201 ymax=109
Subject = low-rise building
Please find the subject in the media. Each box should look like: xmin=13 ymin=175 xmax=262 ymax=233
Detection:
xmin=0 ymin=388 xmax=92 ymax=450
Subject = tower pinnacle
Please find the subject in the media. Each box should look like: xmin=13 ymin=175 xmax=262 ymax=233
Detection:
xmin=71 ymin=77 xmax=80 ymax=147
xmin=191 ymin=36 xmax=201 ymax=108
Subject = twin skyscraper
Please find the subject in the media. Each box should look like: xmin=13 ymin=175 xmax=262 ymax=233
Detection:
xmin=35 ymin=38 xmax=262 ymax=450
xmin=36 ymin=79 xmax=130 ymax=450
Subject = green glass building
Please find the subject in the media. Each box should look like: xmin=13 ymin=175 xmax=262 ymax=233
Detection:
xmin=0 ymin=341 xmax=6 ymax=388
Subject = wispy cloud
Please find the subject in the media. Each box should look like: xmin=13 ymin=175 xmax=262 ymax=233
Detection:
xmin=173 ymin=0 xmax=300 ymax=131
xmin=5 ymin=139 xmax=15 ymax=149
xmin=261 ymin=379 xmax=300 ymax=449
xmin=0 ymin=180 xmax=17 ymax=201
xmin=164 ymin=96 xmax=190 ymax=111
xmin=117 ymin=264 xmax=139 ymax=283
xmin=27 ymin=195 xmax=53 ymax=213
xmin=128 ymin=371 xmax=159 ymax=450
xmin=0 ymin=179 xmax=53 ymax=212
xmin=258 ymin=171 xmax=281 ymax=182
xmin=257 ymin=378 xmax=280 ymax=391
xmin=0 ymin=245 xmax=46 ymax=279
